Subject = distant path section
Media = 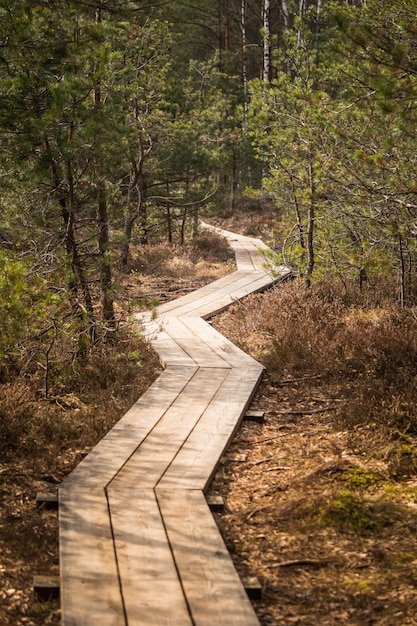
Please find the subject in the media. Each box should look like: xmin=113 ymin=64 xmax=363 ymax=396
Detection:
xmin=59 ymin=224 xmax=291 ymax=626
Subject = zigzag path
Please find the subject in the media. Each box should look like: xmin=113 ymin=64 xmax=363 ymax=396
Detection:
xmin=58 ymin=224 xmax=291 ymax=626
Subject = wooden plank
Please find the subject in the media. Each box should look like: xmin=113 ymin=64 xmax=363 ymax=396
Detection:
xmin=107 ymin=489 xmax=192 ymax=626
xmin=150 ymin=328 xmax=199 ymax=368
xmin=158 ymin=367 xmax=263 ymax=491
xmin=33 ymin=576 xmax=60 ymax=601
xmin=63 ymin=367 xmax=197 ymax=489
xmin=156 ymin=271 xmax=251 ymax=316
xmin=157 ymin=489 xmax=260 ymax=626
xmin=158 ymin=272 xmax=270 ymax=320
xmin=160 ymin=317 xmax=231 ymax=368
xmin=135 ymin=313 xmax=160 ymax=339
xmin=59 ymin=487 xmax=125 ymax=626
xmin=242 ymin=577 xmax=263 ymax=600
xmin=230 ymin=241 xmax=270 ymax=272
xmin=179 ymin=316 xmax=260 ymax=369
xmin=179 ymin=273 xmax=280 ymax=320
xmin=109 ymin=367 xmax=229 ymax=490
xmin=36 ymin=491 xmax=58 ymax=509
xmin=200 ymin=221 xmax=264 ymax=247
xmin=232 ymin=242 xmax=258 ymax=271
xmin=244 ymin=410 xmax=265 ymax=423
xmin=206 ymin=495 xmax=225 ymax=512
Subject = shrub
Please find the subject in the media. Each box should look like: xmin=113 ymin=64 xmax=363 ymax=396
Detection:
xmin=0 ymin=252 xmax=52 ymax=361
xmin=191 ymin=230 xmax=233 ymax=263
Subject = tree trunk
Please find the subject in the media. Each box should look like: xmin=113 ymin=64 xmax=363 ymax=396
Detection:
xmin=167 ymin=204 xmax=173 ymax=244
xmin=398 ymin=232 xmax=406 ymax=308
xmin=193 ymin=206 xmax=199 ymax=238
xmin=263 ymin=0 xmax=271 ymax=83
xmin=94 ymin=5 xmax=115 ymax=327
xmin=120 ymin=157 xmax=146 ymax=266
xmin=44 ymin=136 xmax=95 ymax=331
xmin=281 ymin=0 xmax=290 ymax=29
xmin=298 ymin=0 xmax=307 ymax=48
xmin=97 ymin=181 xmax=116 ymax=327
xmin=315 ymin=0 xmax=324 ymax=64
xmin=240 ymin=0 xmax=248 ymax=125
xmin=305 ymin=151 xmax=316 ymax=286
xmin=230 ymin=150 xmax=237 ymax=210
xmin=180 ymin=207 xmax=187 ymax=245
xmin=66 ymin=158 xmax=95 ymax=328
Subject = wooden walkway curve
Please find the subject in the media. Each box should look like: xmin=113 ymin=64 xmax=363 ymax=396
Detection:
xmin=59 ymin=224 xmax=291 ymax=626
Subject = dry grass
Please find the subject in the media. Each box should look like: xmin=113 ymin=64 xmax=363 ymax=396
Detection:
xmin=3 ymin=203 xmax=417 ymax=626
xmin=210 ymin=276 xmax=417 ymax=626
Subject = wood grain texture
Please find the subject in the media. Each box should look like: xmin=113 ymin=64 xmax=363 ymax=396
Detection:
xmin=107 ymin=489 xmax=192 ymax=625
xmin=158 ymin=367 xmax=264 ymax=491
xmin=62 ymin=367 xmax=197 ymax=489
xmin=108 ymin=367 xmax=229 ymax=490
xmin=157 ymin=489 xmax=260 ymax=626
xmin=59 ymin=487 xmax=125 ymax=626
xmin=178 ymin=316 xmax=260 ymax=368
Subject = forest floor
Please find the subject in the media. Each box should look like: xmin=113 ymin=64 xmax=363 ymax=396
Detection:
xmin=1 ymin=207 xmax=417 ymax=625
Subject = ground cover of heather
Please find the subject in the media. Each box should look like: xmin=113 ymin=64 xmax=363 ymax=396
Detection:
xmin=2 ymin=210 xmax=417 ymax=626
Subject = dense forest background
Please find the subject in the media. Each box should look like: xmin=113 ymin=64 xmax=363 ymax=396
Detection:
xmin=0 ymin=0 xmax=416 ymax=374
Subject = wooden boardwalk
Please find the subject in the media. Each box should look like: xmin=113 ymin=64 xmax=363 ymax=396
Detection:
xmin=59 ymin=225 xmax=291 ymax=625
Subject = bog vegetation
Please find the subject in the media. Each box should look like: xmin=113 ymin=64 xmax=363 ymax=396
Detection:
xmin=1 ymin=1 xmax=417 ymax=623
xmin=1 ymin=0 xmax=416 ymax=378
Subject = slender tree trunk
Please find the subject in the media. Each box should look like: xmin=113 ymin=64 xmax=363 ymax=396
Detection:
xmin=305 ymin=151 xmax=316 ymax=286
xmin=167 ymin=204 xmax=173 ymax=244
xmin=240 ymin=0 xmax=248 ymax=126
xmin=120 ymin=202 xmax=136 ymax=268
xmin=193 ymin=206 xmax=199 ymax=238
xmin=230 ymin=150 xmax=237 ymax=210
xmin=120 ymin=154 xmax=146 ymax=266
xmin=263 ymin=0 xmax=271 ymax=83
xmin=407 ymin=249 xmax=412 ymax=300
xmin=281 ymin=0 xmax=290 ymax=29
xmin=398 ymin=232 xmax=406 ymax=308
xmin=218 ymin=0 xmax=224 ymax=70
xmin=94 ymin=5 xmax=115 ymax=327
xmin=45 ymin=136 xmax=95 ymax=329
xmin=315 ymin=0 xmax=324 ymax=64
xmin=298 ymin=0 xmax=306 ymax=48
xmin=180 ymin=208 xmax=187 ymax=245
xmin=278 ymin=159 xmax=305 ymax=249
xmin=97 ymin=182 xmax=115 ymax=326
xmin=66 ymin=158 xmax=95 ymax=326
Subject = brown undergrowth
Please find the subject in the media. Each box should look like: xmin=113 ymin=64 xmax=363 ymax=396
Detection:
xmin=0 ymin=233 xmax=232 ymax=626
xmin=210 ymin=278 xmax=417 ymax=626
xmin=2 ymin=219 xmax=417 ymax=626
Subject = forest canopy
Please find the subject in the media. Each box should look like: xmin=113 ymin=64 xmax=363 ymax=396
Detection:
xmin=0 ymin=0 xmax=416 ymax=374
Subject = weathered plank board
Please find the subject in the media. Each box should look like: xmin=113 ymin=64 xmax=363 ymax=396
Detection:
xmin=178 ymin=316 xmax=260 ymax=369
xmin=157 ymin=271 xmax=274 ymax=320
xmin=156 ymin=270 xmax=254 ymax=316
xmin=107 ymin=488 xmax=192 ymax=625
xmin=157 ymin=489 xmax=260 ymax=626
xmin=59 ymin=487 xmax=125 ymax=626
xmin=158 ymin=366 xmax=263 ymax=491
xmin=109 ymin=368 xmax=229 ymax=490
xmin=148 ymin=327 xmax=200 ymax=368
xmin=231 ymin=241 xmax=264 ymax=271
xmin=157 ymin=316 xmax=232 ymax=368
